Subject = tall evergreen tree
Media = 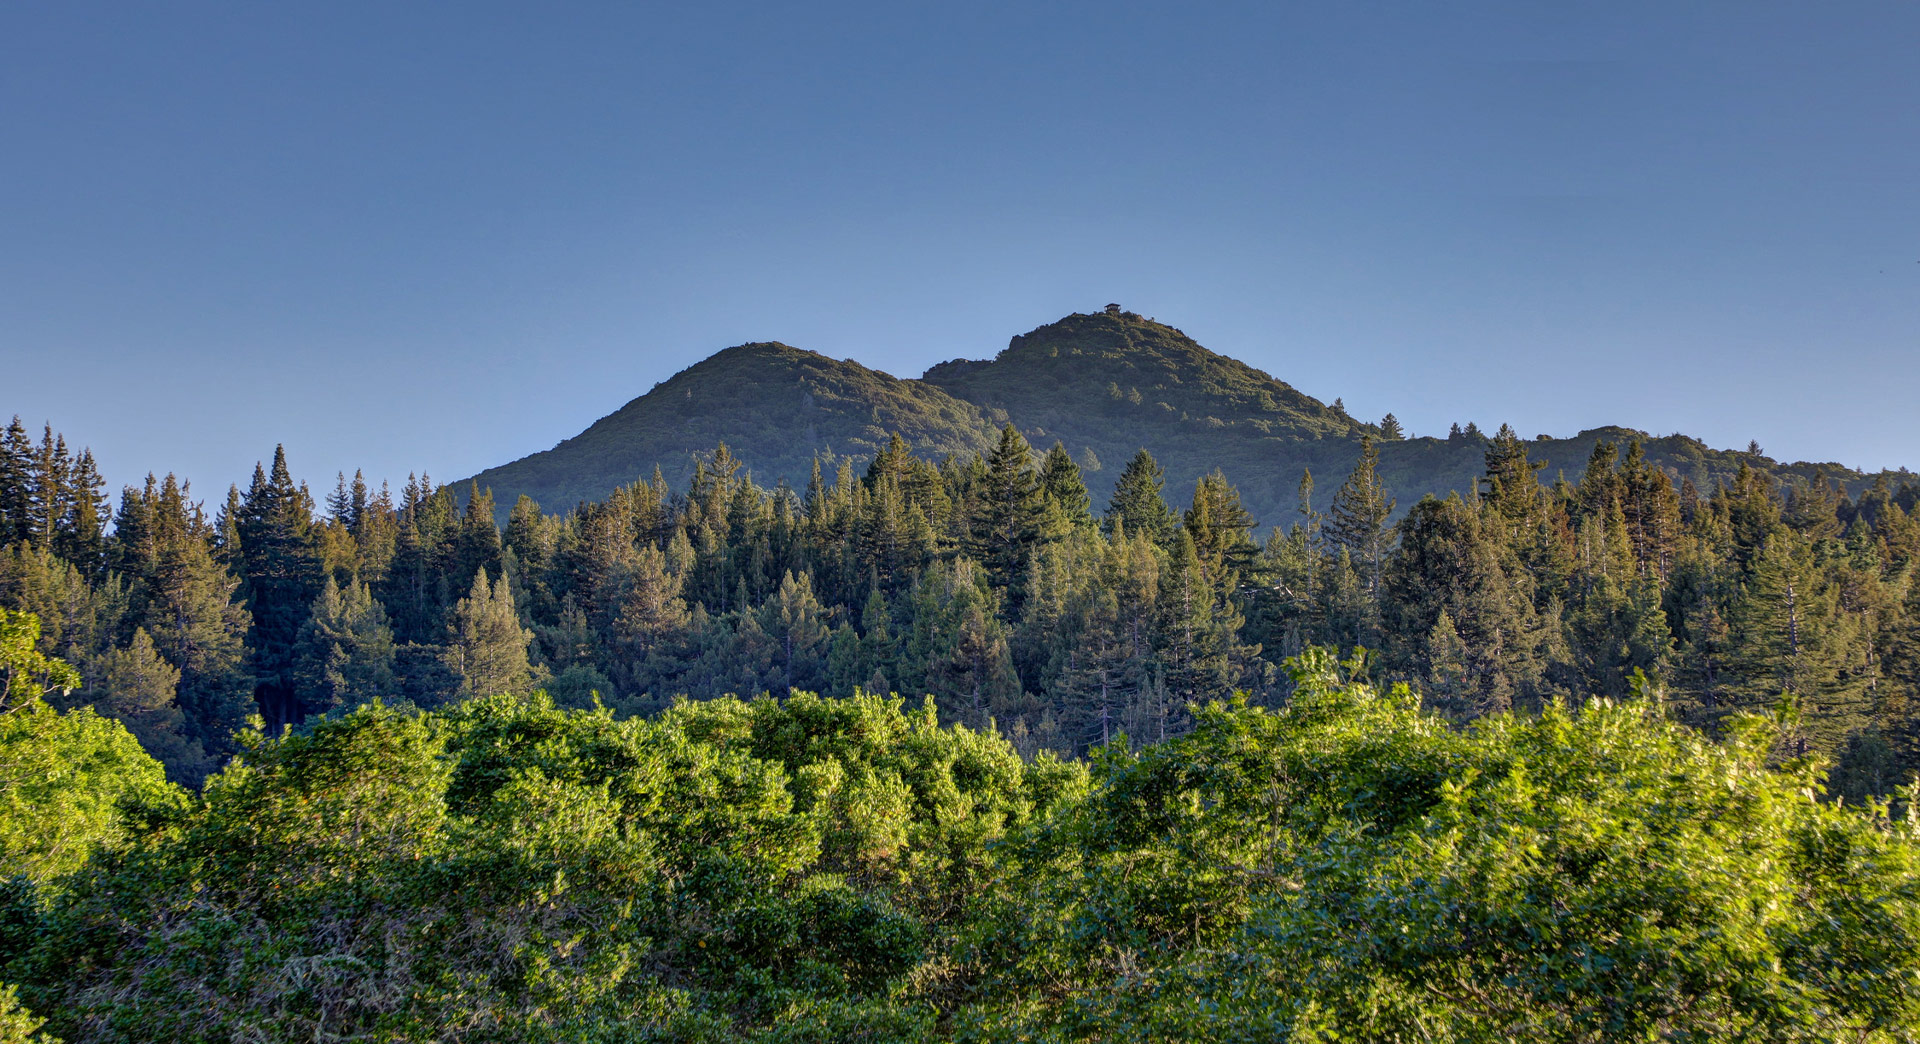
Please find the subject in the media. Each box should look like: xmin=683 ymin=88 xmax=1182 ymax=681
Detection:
xmin=443 ymin=568 xmax=535 ymax=701
xmin=1104 ymin=448 xmax=1177 ymax=545
xmin=1325 ymin=436 xmax=1395 ymax=604
xmin=761 ymin=570 xmax=830 ymax=695
xmin=1182 ymin=471 xmax=1258 ymax=596
xmin=1723 ymin=533 xmax=1871 ymax=758
xmin=237 ymin=447 xmax=323 ymax=731
xmin=0 ymin=418 xmax=31 ymax=545
xmin=117 ymin=475 xmax=255 ymax=774
xmin=1039 ymin=442 xmax=1095 ymax=533
xmin=92 ymin=627 xmax=208 ymax=783
xmin=292 ymin=576 xmax=397 ymax=718
xmin=969 ymin=425 xmax=1045 ymax=595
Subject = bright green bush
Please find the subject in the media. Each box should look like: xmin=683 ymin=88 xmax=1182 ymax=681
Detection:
xmin=5 ymin=643 xmax=1915 ymax=1042
xmin=961 ymin=652 xmax=1920 ymax=1042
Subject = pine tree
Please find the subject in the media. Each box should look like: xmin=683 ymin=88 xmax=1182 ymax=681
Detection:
xmin=1481 ymin=423 xmax=1547 ymax=548
xmin=443 ymin=568 xmax=535 ymax=700
xmin=909 ymin=558 xmax=1020 ymax=730
xmin=1617 ymin=441 xmax=1683 ymax=578
xmin=93 ymin=627 xmax=208 ymax=782
xmin=1378 ymin=413 xmax=1405 ymax=440
xmin=125 ymin=475 xmax=255 ymax=767
xmin=451 ymin=483 xmax=504 ymax=587
xmin=1182 ymin=471 xmax=1258 ymax=596
xmin=1723 ymin=533 xmax=1870 ymax=758
xmin=761 ymin=570 xmax=830 ymax=695
xmin=292 ymin=576 xmax=397 ymax=717
xmin=25 ymin=425 xmax=73 ymax=550
xmin=0 ymin=542 xmax=125 ymax=684
xmin=326 ymin=473 xmax=354 ymax=529
xmin=1383 ymin=495 xmax=1555 ymax=716
xmin=353 ymin=480 xmax=400 ymax=586
xmin=237 ymin=447 xmax=323 ymax=730
xmin=0 ymin=418 xmax=31 ymax=545
xmin=57 ymin=449 xmax=109 ymax=578
xmin=1425 ymin=609 xmax=1470 ymax=711
xmin=1154 ymin=529 xmax=1257 ymax=738
xmin=969 ymin=425 xmax=1045 ymax=595
xmin=1039 ymin=442 xmax=1095 ymax=532
xmin=380 ymin=475 xmax=457 ymax=645
xmin=1104 ymin=448 xmax=1177 ymax=545
xmin=1325 ymin=437 xmax=1395 ymax=604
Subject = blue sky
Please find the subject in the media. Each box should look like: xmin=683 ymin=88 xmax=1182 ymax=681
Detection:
xmin=4 ymin=2 xmax=1917 ymax=503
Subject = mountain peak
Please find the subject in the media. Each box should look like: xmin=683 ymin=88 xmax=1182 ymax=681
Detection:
xmin=459 ymin=310 xmax=1890 ymax=529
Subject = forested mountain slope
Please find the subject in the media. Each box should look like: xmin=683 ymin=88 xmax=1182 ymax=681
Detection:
xmin=464 ymin=309 xmax=1898 ymax=526
xmin=463 ymin=341 xmax=1002 ymax=515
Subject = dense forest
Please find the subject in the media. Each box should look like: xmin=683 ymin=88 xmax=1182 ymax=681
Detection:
xmin=2 ymin=409 xmax=1920 ymax=1039
xmin=4 ymin=411 xmax=1920 ymax=793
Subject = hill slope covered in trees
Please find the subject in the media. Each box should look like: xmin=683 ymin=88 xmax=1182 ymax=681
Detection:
xmin=463 ymin=308 xmax=1901 ymax=525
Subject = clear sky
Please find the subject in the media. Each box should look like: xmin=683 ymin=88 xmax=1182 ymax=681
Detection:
xmin=4 ymin=2 xmax=1917 ymax=503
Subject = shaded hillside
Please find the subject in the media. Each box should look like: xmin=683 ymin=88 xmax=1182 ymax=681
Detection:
xmin=463 ymin=342 xmax=1001 ymax=514
xmin=919 ymin=310 xmax=1890 ymax=525
xmin=921 ymin=309 xmax=1378 ymax=522
xmin=463 ymin=311 xmax=1900 ymax=526
xmin=1373 ymin=426 xmax=1890 ymax=525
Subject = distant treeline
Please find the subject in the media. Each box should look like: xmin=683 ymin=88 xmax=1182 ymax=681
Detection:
xmin=2 ymin=414 xmax=1919 ymax=797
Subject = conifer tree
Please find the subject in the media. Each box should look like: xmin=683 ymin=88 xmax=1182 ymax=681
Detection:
xmin=969 ymin=425 xmax=1045 ymax=595
xmin=1481 ymin=423 xmax=1547 ymax=545
xmin=1325 ymin=437 xmax=1395 ymax=603
xmin=126 ymin=475 xmax=254 ymax=768
xmin=1104 ymin=448 xmax=1177 ymax=545
xmin=1425 ymin=609 xmax=1470 ymax=709
xmin=909 ymin=559 xmax=1020 ymax=730
xmin=326 ymin=473 xmax=354 ymax=529
xmin=1155 ymin=529 xmax=1257 ymax=737
xmin=352 ymin=480 xmax=399 ymax=585
xmin=1723 ymin=533 xmax=1870 ymax=757
xmin=293 ymin=576 xmax=397 ymax=717
xmin=58 ymin=449 xmax=109 ymax=578
xmin=443 ymin=568 xmax=535 ymax=701
xmin=1039 ymin=442 xmax=1095 ymax=532
xmin=93 ymin=627 xmax=208 ymax=782
xmin=1617 ymin=441 xmax=1683 ymax=578
xmin=237 ymin=447 xmax=322 ymax=730
xmin=25 ymin=425 xmax=73 ymax=550
xmin=452 ymin=483 xmax=504 ymax=587
xmin=0 ymin=418 xmax=31 ymax=545
xmin=612 ymin=545 xmax=690 ymax=655
xmin=1383 ymin=495 xmax=1553 ymax=716
xmin=1182 ymin=471 xmax=1258 ymax=596
xmin=0 ymin=542 xmax=124 ymax=682
xmin=761 ymin=570 xmax=830 ymax=695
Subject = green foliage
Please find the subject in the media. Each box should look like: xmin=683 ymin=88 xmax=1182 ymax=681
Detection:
xmin=961 ymin=653 xmax=1920 ymax=1043
xmin=15 ymin=688 xmax=1075 ymax=1042
xmin=0 ymin=983 xmax=56 ymax=1044
xmin=0 ymin=611 xmax=177 ymax=887
xmin=0 ymin=645 xmax=1914 ymax=1041
xmin=0 ymin=610 xmax=78 ymax=712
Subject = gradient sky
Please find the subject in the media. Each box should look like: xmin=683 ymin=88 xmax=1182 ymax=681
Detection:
xmin=4 ymin=2 xmax=1917 ymax=506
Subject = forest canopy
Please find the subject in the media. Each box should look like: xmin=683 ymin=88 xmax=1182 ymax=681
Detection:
xmin=2 ymin=409 xmax=1920 ymax=1039
xmin=0 ymin=637 xmax=1915 ymax=1041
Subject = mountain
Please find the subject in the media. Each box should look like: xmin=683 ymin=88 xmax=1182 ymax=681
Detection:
xmin=463 ymin=309 xmax=1897 ymax=525
xmin=463 ymin=341 xmax=1001 ymax=514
